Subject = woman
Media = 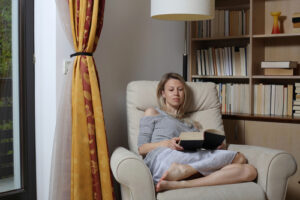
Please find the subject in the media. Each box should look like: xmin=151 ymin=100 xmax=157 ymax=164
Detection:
xmin=137 ymin=73 xmax=257 ymax=192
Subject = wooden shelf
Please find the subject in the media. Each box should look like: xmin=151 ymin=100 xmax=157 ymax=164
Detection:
xmin=192 ymin=35 xmax=250 ymax=41
xmin=216 ymin=0 xmax=249 ymax=10
xmin=253 ymin=33 xmax=300 ymax=39
xmin=192 ymin=75 xmax=249 ymax=79
xmin=222 ymin=113 xmax=300 ymax=123
xmin=252 ymin=75 xmax=300 ymax=79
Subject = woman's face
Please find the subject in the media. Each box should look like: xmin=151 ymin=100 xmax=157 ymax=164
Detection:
xmin=162 ymin=78 xmax=185 ymax=110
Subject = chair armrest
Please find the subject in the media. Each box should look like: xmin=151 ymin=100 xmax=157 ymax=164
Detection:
xmin=228 ymin=144 xmax=297 ymax=200
xmin=110 ymin=147 xmax=156 ymax=200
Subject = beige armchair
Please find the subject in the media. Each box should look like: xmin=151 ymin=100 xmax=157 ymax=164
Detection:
xmin=110 ymin=81 xmax=297 ymax=200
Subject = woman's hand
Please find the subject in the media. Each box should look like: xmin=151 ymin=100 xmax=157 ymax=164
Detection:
xmin=160 ymin=137 xmax=183 ymax=151
xmin=138 ymin=137 xmax=183 ymax=156
xmin=217 ymin=142 xmax=226 ymax=150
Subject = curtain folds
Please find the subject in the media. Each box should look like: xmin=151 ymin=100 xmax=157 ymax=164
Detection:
xmin=69 ymin=0 xmax=114 ymax=200
xmin=49 ymin=64 xmax=72 ymax=200
xmin=49 ymin=1 xmax=73 ymax=200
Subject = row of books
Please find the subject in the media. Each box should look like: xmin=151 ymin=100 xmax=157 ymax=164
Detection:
xmin=254 ymin=84 xmax=294 ymax=116
xmin=195 ymin=46 xmax=249 ymax=76
xmin=293 ymin=83 xmax=300 ymax=117
xmin=194 ymin=9 xmax=250 ymax=38
xmin=191 ymin=80 xmax=299 ymax=117
xmin=216 ymin=83 xmax=250 ymax=114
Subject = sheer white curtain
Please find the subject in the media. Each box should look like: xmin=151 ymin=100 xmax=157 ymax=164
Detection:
xmin=49 ymin=1 xmax=73 ymax=200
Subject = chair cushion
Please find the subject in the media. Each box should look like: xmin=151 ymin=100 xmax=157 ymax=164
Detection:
xmin=126 ymin=81 xmax=224 ymax=154
xmin=157 ymin=182 xmax=266 ymax=200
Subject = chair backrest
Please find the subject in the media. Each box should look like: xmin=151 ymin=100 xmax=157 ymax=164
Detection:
xmin=126 ymin=81 xmax=224 ymax=154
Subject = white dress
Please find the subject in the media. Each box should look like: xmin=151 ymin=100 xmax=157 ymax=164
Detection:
xmin=138 ymin=108 xmax=237 ymax=184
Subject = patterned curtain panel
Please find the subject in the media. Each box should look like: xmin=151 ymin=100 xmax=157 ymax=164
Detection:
xmin=68 ymin=0 xmax=114 ymax=199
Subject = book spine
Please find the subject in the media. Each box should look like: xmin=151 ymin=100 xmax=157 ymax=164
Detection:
xmin=220 ymin=83 xmax=250 ymax=114
xmin=261 ymin=61 xmax=297 ymax=68
xmin=253 ymin=84 xmax=294 ymax=116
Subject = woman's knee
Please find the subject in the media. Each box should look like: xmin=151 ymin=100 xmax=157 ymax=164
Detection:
xmin=243 ymin=164 xmax=257 ymax=181
xmin=232 ymin=152 xmax=247 ymax=164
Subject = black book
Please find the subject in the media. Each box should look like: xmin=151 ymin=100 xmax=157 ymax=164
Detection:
xmin=179 ymin=129 xmax=226 ymax=151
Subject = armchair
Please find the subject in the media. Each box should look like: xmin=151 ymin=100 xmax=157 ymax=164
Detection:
xmin=110 ymin=81 xmax=297 ymax=200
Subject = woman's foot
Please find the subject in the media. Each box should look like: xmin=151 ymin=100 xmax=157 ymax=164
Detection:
xmin=160 ymin=163 xmax=197 ymax=181
xmin=156 ymin=180 xmax=181 ymax=192
xmin=156 ymin=180 xmax=167 ymax=192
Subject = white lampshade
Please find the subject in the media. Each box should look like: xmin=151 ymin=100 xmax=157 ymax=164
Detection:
xmin=151 ymin=0 xmax=215 ymax=21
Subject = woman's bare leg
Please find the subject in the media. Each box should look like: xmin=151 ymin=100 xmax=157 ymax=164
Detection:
xmin=232 ymin=152 xmax=247 ymax=164
xmin=159 ymin=163 xmax=198 ymax=182
xmin=160 ymin=152 xmax=246 ymax=182
xmin=156 ymin=163 xmax=257 ymax=192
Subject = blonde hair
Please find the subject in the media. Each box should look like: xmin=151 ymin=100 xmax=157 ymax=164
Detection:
xmin=156 ymin=73 xmax=188 ymax=118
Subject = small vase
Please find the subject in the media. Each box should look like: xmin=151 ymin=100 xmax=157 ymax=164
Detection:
xmin=271 ymin=12 xmax=281 ymax=34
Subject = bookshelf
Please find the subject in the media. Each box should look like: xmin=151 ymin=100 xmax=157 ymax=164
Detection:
xmin=189 ymin=1 xmax=300 ymax=199
xmin=188 ymin=0 xmax=300 ymax=122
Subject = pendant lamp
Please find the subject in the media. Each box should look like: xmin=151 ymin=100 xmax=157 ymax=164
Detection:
xmin=151 ymin=0 xmax=215 ymax=80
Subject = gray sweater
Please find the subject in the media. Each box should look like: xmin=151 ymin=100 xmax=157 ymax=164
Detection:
xmin=137 ymin=108 xmax=198 ymax=162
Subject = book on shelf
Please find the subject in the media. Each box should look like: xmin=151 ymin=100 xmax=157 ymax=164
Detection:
xmin=275 ymin=85 xmax=284 ymax=115
xmin=292 ymin=12 xmax=300 ymax=19
xmin=271 ymin=85 xmax=276 ymax=115
xmin=261 ymin=61 xmax=298 ymax=69
xmin=224 ymin=10 xmax=229 ymax=36
xmin=294 ymin=113 xmax=300 ymax=117
xmin=195 ymin=46 xmax=248 ymax=76
xmin=255 ymin=84 xmax=264 ymax=115
xmin=293 ymin=105 xmax=300 ymax=111
xmin=218 ymin=10 xmax=225 ymax=36
xmin=264 ymin=85 xmax=271 ymax=115
xmin=232 ymin=47 xmax=241 ymax=75
xmin=292 ymin=13 xmax=300 ymax=29
xmin=217 ymin=83 xmax=249 ymax=114
xmin=245 ymin=9 xmax=250 ymax=35
xmin=194 ymin=9 xmax=249 ymax=38
xmin=220 ymin=84 xmax=226 ymax=111
xmin=254 ymin=84 xmax=293 ymax=116
xmin=294 ymin=100 xmax=300 ymax=106
xmin=205 ymin=50 xmax=209 ymax=75
xmin=253 ymin=85 xmax=257 ymax=114
xmin=264 ymin=68 xmax=295 ymax=76
xmin=293 ymin=23 xmax=300 ymax=28
xmin=288 ymin=85 xmax=294 ymax=116
xmin=196 ymin=50 xmax=201 ymax=75
xmin=211 ymin=48 xmax=217 ymax=75
xmin=230 ymin=10 xmax=240 ymax=36
xmin=240 ymin=47 xmax=246 ymax=76
xmin=283 ymin=86 xmax=288 ymax=116
xmin=292 ymin=18 xmax=300 ymax=23
xmin=179 ymin=129 xmax=225 ymax=151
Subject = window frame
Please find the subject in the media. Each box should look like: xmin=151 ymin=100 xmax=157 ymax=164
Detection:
xmin=0 ymin=0 xmax=36 ymax=199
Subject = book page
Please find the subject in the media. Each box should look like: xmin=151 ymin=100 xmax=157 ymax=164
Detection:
xmin=179 ymin=132 xmax=204 ymax=141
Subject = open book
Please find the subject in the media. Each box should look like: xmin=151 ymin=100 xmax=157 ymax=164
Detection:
xmin=179 ymin=129 xmax=225 ymax=151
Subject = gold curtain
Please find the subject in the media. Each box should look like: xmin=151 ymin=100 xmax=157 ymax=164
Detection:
xmin=68 ymin=0 xmax=114 ymax=199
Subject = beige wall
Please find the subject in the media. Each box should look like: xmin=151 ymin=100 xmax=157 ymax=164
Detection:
xmin=95 ymin=1 xmax=184 ymax=153
xmin=95 ymin=1 xmax=184 ymax=198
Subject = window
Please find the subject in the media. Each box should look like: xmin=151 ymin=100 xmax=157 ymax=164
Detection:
xmin=0 ymin=0 xmax=35 ymax=199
